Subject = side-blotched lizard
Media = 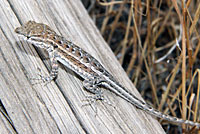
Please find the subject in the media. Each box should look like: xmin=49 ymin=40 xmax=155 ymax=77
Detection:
xmin=15 ymin=21 xmax=200 ymax=128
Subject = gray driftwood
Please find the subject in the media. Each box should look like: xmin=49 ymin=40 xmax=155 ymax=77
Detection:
xmin=0 ymin=0 xmax=165 ymax=133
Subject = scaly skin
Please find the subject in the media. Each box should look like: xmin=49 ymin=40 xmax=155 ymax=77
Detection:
xmin=15 ymin=21 xmax=200 ymax=128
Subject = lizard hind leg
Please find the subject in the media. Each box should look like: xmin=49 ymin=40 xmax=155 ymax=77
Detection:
xmin=82 ymin=79 xmax=114 ymax=115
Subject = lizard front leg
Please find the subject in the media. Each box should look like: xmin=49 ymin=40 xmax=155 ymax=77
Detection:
xmin=31 ymin=51 xmax=59 ymax=85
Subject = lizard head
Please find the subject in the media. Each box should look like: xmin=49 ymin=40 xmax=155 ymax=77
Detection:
xmin=15 ymin=21 xmax=46 ymax=37
xmin=15 ymin=20 xmax=56 ymax=48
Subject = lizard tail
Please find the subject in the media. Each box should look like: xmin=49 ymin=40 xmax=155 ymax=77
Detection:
xmin=104 ymin=79 xmax=200 ymax=128
xmin=140 ymin=102 xmax=200 ymax=128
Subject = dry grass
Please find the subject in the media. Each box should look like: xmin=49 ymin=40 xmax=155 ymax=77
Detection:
xmin=82 ymin=0 xmax=200 ymax=133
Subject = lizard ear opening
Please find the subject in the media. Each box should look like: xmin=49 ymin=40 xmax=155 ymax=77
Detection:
xmin=53 ymin=45 xmax=58 ymax=49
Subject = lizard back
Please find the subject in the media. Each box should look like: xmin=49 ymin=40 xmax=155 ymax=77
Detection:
xmin=15 ymin=21 xmax=200 ymax=128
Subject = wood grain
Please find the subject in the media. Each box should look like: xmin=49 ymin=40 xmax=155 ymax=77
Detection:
xmin=0 ymin=0 xmax=165 ymax=133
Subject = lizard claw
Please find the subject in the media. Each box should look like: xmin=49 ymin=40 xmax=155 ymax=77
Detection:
xmin=81 ymin=93 xmax=115 ymax=116
xmin=29 ymin=67 xmax=53 ymax=86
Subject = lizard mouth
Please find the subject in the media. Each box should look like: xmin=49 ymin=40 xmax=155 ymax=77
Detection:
xmin=15 ymin=26 xmax=31 ymax=40
xmin=15 ymin=27 xmax=23 ymax=34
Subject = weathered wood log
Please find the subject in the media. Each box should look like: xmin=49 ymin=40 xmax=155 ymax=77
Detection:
xmin=0 ymin=0 xmax=165 ymax=133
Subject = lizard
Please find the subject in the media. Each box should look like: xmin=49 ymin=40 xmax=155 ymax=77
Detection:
xmin=14 ymin=20 xmax=200 ymax=128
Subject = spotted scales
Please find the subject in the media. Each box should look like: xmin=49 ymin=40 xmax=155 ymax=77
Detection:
xmin=15 ymin=21 xmax=200 ymax=128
